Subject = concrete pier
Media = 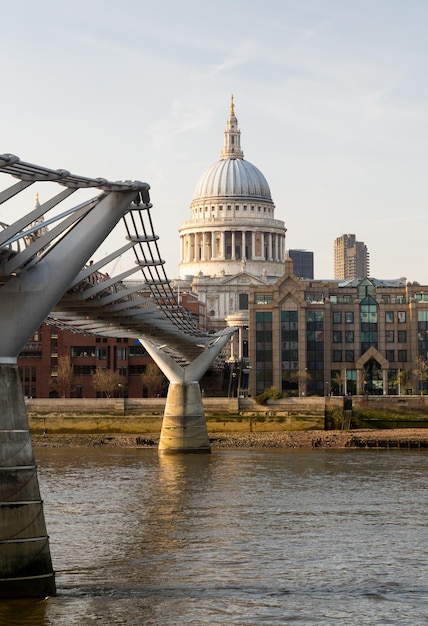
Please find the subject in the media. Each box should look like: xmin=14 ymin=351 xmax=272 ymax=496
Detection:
xmin=0 ymin=363 xmax=56 ymax=598
xmin=158 ymin=381 xmax=210 ymax=453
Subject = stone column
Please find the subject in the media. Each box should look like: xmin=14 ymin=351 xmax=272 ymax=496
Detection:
xmin=221 ymin=231 xmax=226 ymax=260
xmin=0 ymin=361 xmax=56 ymax=598
xmin=211 ymin=231 xmax=215 ymax=259
xmin=241 ymin=231 xmax=246 ymax=259
xmin=251 ymin=232 xmax=256 ymax=260
xmin=356 ymin=369 xmax=363 ymax=394
xmin=201 ymin=232 xmax=206 ymax=261
xmin=382 ymin=369 xmax=389 ymax=395
xmin=231 ymin=231 xmax=236 ymax=260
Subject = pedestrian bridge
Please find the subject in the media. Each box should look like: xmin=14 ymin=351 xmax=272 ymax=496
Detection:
xmin=0 ymin=153 xmax=235 ymax=598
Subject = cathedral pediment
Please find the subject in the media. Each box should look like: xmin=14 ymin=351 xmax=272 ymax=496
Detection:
xmin=220 ymin=271 xmax=270 ymax=286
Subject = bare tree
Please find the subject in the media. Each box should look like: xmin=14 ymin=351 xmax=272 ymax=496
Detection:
xmin=414 ymin=355 xmax=428 ymax=394
xmin=141 ymin=363 xmax=166 ymax=397
xmin=50 ymin=355 xmax=75 ymax=398
xmin=289 ymin=370 xmax=312 ymax=396
xmin=332 ymin=371 xmax=346 ymax=395
xmin=92 ymin=368 xmax=126 ymax=398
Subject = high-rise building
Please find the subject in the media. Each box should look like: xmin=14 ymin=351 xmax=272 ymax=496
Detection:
xmin=334 ymin=234 xmax=369 ymax=279
xmin=289 ymin=249 xmax=314 ymax=279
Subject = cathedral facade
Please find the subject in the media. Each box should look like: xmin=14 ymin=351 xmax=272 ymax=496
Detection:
xmin=176 ymin=98 xmax=286 ymax=366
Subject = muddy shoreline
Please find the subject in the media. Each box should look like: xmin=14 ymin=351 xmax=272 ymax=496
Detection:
xmin=31 ymin=428 xmax=428 ymax=450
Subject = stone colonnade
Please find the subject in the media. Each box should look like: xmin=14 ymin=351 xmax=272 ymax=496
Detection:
xmin=180 ymin=229 xmax=285 ymax=263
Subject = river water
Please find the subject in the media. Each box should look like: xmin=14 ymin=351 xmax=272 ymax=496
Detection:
xmin=1 ymin=447 xmax=427 ymax=625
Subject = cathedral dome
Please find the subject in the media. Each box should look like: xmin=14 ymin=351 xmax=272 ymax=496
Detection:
xmin=179 ymin=97 xmax=285 ymax=283
xmin=193 ymin=157 xmax=272 ymax=202
xmin=191 ymin=96 xmax=273 ymax=205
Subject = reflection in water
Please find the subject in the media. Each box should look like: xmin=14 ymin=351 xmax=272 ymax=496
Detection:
xmin=0 ymin=600 xmax=47 ymax=626
xmin=1 ymin=448 xmax=427 ymax=625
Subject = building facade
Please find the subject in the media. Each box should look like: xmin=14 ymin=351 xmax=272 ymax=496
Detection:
xmin=249 ymin=257 xmax=428 ymax=397
xmin=334 ymin=234 xmax=369 ymax=280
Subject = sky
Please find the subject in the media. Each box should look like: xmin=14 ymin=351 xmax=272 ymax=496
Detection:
xmin=2 ymin=0 xmax=428 ymax=282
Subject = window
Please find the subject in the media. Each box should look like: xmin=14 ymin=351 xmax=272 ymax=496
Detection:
xmin=361 ymin=311 xmax=378 ymax=323
xmin=398 ymin=350 xmax=407 ymax=361
xmin=333 ymin=331 xmax=342 ymax=343
xmin=398 ymin=311 xmax=406 ymax=323
xmin=345 ymin=331 xmax=354 ymax=343
xmin=306 ymin=293 xmax=324 ymax=303
xmin=73 ymin=365 xmax=96 ymax=376
xmin=345 ymin=312 xmax=354 ymax=323
xmin=96 ymin=347 xmax=108 ymax=360
xmin=385 ymin=331 xmax=394 ymax=343
xmin=385 ymin=311 xmax=394 ymax=323
xmin=239 ymin=293 xmax=249 ymax=310
xmin=345 ymin=350 xmax=354 ymax=362
xmin=255 ymin=311 xmax=273 ymax=393
xmin=116 ymin=347 xmax=127 ymax=360
xmin=128 ymin=345 xmax=148 ymax=357
xmin=306 ymin=311 xmax=324 ymax=323
xmin=398 ymin=330 xmax=407 ymax=343
xmin=332 ymin=350 xmax=342 ymax=362
xmin=70 ymin=346 xmax=96 ymax=357
xmin=333 ymin=312 xmax=342 ymax=324
xmin=386 ymin=350 xmax=394 ymax=362
xmin=255 ymin=294 xmax=273 ymax=304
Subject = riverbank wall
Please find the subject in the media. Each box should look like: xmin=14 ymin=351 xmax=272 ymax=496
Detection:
xmin=24 ymin=395 xmax=428 ymax=433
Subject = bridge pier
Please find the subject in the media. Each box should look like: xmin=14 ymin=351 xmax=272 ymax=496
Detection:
xmin=159 ymin=381 xmax=210 ymax=453
xmin=0 ymin=361 xmax=56 ymax=598
xmin=139 ymin=332 xmax=233 ymax=454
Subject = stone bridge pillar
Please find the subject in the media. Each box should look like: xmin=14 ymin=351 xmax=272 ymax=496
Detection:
xmin=159 ymin=381 xmax=210 ymax=453
xmin=0 ymin=362 xmax=56 ymax=598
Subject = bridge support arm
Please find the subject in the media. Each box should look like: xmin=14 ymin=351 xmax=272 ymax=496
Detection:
xmin=139 ymin=333 xmax=232 ymax=453
xmin=0 ymin=190 xmax=137 ymax=358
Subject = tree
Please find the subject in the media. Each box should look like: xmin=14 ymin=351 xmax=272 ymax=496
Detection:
xmin=50 ymin=355 xmax=75 ymax=398
xmin=332 ymin=371 xmax=346 ymax=395
xmin=92 ymin=368 xmax=126 ymax=398
xmin=289 ymin=370 xmax=312 ymax=396
xmin=140 ymin=363 xmax=165 ymax=397
xmin=392 ymin=369 xmax=412 ymax=395
xmin=414 ymin=356 xmax=428 ymax=394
